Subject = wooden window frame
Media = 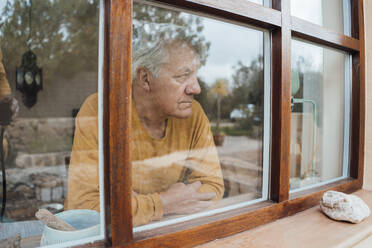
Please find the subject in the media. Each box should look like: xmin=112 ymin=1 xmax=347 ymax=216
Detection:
xmin=100 ymin=0 xmax=365 ymax=247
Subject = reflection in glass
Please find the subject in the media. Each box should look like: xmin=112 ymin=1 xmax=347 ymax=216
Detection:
xmin=249 ymin=0 xmax=264 ymax=5
xmin=0 ymin=0 xmax=102 ymax=246
xmin=291 ymin=0 xmax=350 ymax=35
xmin=290 ymin=39 xmax=350 ymax=191
xmin=132 ymin=2 xmax=267 ymax=233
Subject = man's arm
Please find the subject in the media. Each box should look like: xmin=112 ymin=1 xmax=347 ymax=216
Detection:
xmin=66 ymin=94 xmax=167 ymax=226
xmin=66 ymin=94 xmax=100 ymax=211
xmin=185 ymin=102 xmax=225 ymax=199
xmin=156 ymin=102 xmax=224 ymax=217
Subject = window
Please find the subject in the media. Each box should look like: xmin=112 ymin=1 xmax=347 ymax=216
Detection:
xmin=290 ymin=39 xmax=352 ymax=191
xmin=0 ymin=0 xmax=365 ymax=247
xmin=105 ymin=0 xmax=364 ymax=247
xmin=0 ymin=0 xmax=105 ymax=247
xmin=291 ymin=0 xmax=351 ymax=35
xmin=131 ymin=1 xmax=271 ymax=235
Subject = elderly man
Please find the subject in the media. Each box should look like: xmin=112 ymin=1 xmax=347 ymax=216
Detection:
xmin=66 ymin=37 xmax=224 ymax=226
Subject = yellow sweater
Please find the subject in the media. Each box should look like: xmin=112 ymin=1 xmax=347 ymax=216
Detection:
xmin=66 ymin=93 xmax=224 ymax=226
xmin=0 ymin=49 xmax=10 ymax=157
xmin=0 ymin=49 xmax=11 ymax=99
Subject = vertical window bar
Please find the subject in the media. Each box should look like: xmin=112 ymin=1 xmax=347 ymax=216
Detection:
xmin=343 ymin=54 xmax=352 ymax=177
xmin=262 ymin=30 xmax=271 ymax=199
xmin=343 ymin=0 xmax=351 ymax=36
xmin=98 ymin=0 xmax=106 ymax=239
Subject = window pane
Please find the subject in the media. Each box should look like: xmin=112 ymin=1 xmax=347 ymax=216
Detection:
xmin=0 ymin=0 xmax=104 ymax=246
xmin=291 ymin=0 xmax=350 ymax=35
xmin=132 ymin=1 xmax=269 ymax=235
xmin=290 ymin=39 xmax=350 ymax=191
xmin=249 ymin=0 xmax=264 ymax=5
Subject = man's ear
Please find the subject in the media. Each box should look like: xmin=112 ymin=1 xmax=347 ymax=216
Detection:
xmin=136 ymin=67 xmax=151 ymax=92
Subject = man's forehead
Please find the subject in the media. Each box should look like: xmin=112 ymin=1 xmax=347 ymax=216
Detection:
xmin=164 ymin=42 xmax=200 ymax=70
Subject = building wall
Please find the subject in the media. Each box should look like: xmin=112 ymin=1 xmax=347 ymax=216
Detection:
xmin=363 ymin=0 xmax=372 ymax=190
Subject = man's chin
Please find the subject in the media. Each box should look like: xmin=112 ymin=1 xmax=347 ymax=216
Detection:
xmin=172 ymin=109 xmax=193 ymax=119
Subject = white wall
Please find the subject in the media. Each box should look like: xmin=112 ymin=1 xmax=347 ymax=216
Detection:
xmin=363 ymin=0 xmax=372 ymax=190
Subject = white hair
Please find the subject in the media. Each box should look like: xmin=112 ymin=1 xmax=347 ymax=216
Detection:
xmin=132 ymin=38 xmax=170 ymax=80
xmin=132 ymin=22 xmax=200 ymax=82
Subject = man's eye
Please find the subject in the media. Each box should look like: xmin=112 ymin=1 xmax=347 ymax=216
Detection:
xmin=174 ymin=72 xmax=191 ymax=79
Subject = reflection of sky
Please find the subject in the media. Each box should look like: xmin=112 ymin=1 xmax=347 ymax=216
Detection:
xmin=0 ymin=0 xmax=333 ymax=83
xmin=0 ymin=1 xmax=9 ymax=24
xmin=290 ymin=0 xmax=323 ymax=73
xmin=196 ymin=18 xmax=263 ymax=87
xmin=292 ymin=39 xmax=323 ymax=73
xmin=248 ymin=0 xmax=263 ymax=5
xmin=291 ymin=0 xmax=323 ymax=26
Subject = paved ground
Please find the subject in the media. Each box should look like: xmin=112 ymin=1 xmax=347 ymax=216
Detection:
xmin=217 ymin=136 xmax=262 ymax=156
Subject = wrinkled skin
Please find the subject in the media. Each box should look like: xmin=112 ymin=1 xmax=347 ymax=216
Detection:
xmin=159 ymin=181 xmax=216 ymax=215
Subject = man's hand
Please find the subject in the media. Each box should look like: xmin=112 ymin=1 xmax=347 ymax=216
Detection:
xmin=0 ymin=95 xmax=18 ymax=126
xmin=159 ymin=181 xmax=216 ymax=215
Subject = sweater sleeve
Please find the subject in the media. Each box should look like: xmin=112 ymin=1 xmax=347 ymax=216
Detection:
xmin=1 ymin=139 xmax=8 ymax=161
xmin=186 ymin=101 xmax=225 ymax=200
xmin=0 ymin=49 xmax=10 ymax=161
xmin=132 ymin=193 xmax=163 ymax=226
xmin=66 ymin=94 xmax=164 ymax=226
xmin=0 ymin=49 xmax=11 ymax=100
xmin=66 ymin=94 xmax=100 ymax=211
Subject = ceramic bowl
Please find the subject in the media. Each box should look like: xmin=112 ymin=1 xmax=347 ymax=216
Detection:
xmin=40 ymin=209 xmax=100 ymax=246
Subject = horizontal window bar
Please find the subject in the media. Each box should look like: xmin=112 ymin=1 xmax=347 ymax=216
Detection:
xmin=153 ymin=0 xmax=282 ymax=29
xmin=291 ymin=16 xmax=360 ymax=52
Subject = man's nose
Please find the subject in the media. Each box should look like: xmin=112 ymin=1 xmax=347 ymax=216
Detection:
xmin=185 ymin=76 xmax=201 ymax=95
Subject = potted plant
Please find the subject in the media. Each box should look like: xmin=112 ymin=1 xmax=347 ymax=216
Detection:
xmin=211 ymin=79 xmax=228 ymax=146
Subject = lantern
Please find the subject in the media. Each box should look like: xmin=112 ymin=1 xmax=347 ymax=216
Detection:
xmin=16 ymin=50 xmax=42 ymax=108
xmin=15 ymin=0 xmax=42 ymax=109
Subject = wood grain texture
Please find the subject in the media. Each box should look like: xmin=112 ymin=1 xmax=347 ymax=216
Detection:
xmin=124 ymin=179 xmax=360 ymax=248
xmin=291 ymin=16 xmax=360 ymax=52
xmin=270 ymin=0 xmax=291 ymax=203
xmin=349 ymin=0 xmax=365 ymax=186
xmin=198 ymin=190 xmax=372 ymax=248
xmin=108 ymin=0 xmax=133 ymax=246
xmin=153 ymin=0 xmax=281 ymax=29
xmin=134 ymin=200 xmax=273 ymax=240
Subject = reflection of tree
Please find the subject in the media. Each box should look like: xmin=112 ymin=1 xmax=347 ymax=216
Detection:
xmin=211 ymin=79 xmax=228 ymax=133
xmin=230 ymin=56 xmax=264 ymax=135
xmin=0 ymin=0 xmax=99 ymax=85
xmin=292 ymin=55 xmax=323 ymax=122
xmin=195 ymin=56 xmax=264 ymax=137
xmin=133 ymin=3 xmax=210 ymax=65
xmin=194 ymin=78 xmax=212 ymax=116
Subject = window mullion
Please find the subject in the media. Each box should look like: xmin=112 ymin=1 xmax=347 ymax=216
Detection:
xmin=270 ymin=0 xmax=291 ymax=202
xmin=349 ymin=0 xmax=365 ymax=183
xmin=108 ymin=0 xmax=134 ymax=246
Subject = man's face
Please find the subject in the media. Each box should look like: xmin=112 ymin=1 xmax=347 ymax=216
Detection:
xmin=149 ymin=42 xmax=201 ymax=119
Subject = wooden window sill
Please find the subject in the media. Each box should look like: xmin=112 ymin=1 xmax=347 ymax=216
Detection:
xmin=197 ymin=189 xmax=372 ymax=248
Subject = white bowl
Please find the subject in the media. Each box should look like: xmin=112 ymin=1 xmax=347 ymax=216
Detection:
xmin=40 ymin=209 xmax=100 ymax=246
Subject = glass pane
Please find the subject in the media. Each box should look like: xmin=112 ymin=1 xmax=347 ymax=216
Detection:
xmin=249 ymin=0 xmax=264 ymax=5
xmin=290 ymin=39 xmax=350 ymax=191
xmin=0 ymin=0 xmax=103 ymax=246
xmin=132 ymin=1 xmax=269 ymax=235
xmin=291 ymin=0 xmax=350 ymax=35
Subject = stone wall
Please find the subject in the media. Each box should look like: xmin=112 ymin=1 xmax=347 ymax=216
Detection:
xmin=2 ymin=117 xmax=74 ymax=221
